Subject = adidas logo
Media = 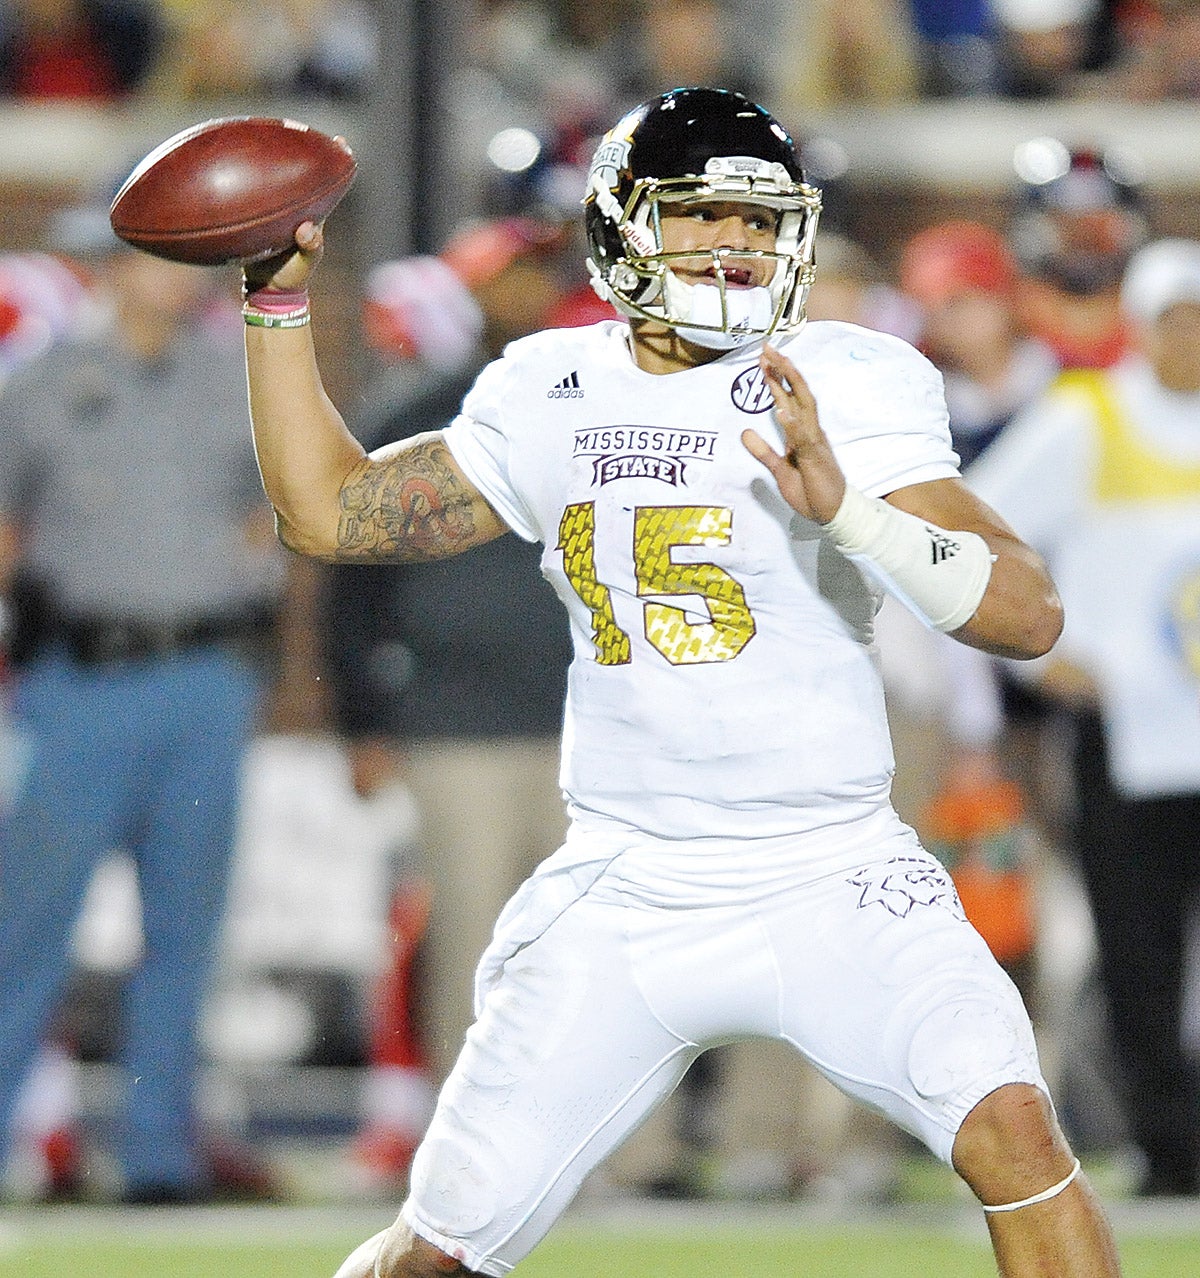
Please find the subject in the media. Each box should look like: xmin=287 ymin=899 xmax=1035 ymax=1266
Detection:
xmin=547 ymin=370 xmax=584 ymax=399
xmin=926 ymin=527 xmax=961 ymax=564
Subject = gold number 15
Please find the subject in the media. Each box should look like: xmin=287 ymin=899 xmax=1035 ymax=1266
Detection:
xmin=557 ymin=501 xmax=756 ymax=666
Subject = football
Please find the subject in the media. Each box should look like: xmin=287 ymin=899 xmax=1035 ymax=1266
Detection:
xmin=109 ymin=116 xmax=357 ymax=266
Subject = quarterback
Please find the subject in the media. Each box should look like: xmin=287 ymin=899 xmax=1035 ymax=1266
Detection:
xmin=243 ymin=89 xmax=1121 ymax=1277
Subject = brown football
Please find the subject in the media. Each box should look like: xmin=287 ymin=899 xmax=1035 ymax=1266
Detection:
xmin=109 ymin=116 xmax=357 ymax=266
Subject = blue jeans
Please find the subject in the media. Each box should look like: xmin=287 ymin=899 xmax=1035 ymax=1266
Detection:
xmin=0 ymin=644 xmax=262 ymax=1191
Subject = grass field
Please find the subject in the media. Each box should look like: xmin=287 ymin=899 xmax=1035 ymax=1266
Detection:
xmin=2 ymin=1202 xmax=1199 ymax=1277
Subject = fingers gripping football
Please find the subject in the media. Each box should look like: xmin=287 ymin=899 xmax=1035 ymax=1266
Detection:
xmin=741 ymin=344 xmax=846 ymax=525
xmin=242 ymin=220 xmax=325 ymax=295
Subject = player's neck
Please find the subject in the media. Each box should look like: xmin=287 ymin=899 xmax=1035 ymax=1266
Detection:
xmin=628 ymin=320 xmax=726 ymax=375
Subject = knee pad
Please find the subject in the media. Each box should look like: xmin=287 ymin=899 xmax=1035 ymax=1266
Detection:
xmin=907 ymin=994 xmax=1036 ymax=1104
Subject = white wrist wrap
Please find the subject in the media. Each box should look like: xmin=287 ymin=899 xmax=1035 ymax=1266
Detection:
xmin=822 ymin=484 xmax=994 ymax=633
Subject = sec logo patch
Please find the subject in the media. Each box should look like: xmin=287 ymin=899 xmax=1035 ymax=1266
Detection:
xmin=730 ymin=365 xmax=773 ymax=414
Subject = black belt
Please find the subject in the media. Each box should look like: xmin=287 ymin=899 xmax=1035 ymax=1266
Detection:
xmin=59 ymin=614 xmax=255 ymax=666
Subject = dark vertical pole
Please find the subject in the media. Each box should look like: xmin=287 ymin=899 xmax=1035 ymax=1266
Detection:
xmin=358 ymin=0 xmax=474 ymax=263
xmin=411 ymin=0 xmax=475 ymax=253
xmin=358 ymin=0 xmax=418 ymax=263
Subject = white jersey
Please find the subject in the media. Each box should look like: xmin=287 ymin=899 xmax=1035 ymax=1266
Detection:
xmin=968 ymin=359 xmax=1200 ymax=798
xmin=443 ymin=319 xmax=959 ymax=840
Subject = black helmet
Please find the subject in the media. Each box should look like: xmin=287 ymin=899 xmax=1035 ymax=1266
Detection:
xmin=584 ymin=87 xmax=822 ymax=345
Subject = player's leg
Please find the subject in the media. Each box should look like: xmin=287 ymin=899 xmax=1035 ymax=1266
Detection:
xmin=951 ymin=1082 xmax=1121 ymax=1276
xmin=764 ymin=817 xmax=1120 ymax=1276
xmin=332 ymin=1226 xmax=465 ymax=1278
xmin=333 ymin=869 xmax=701 ymax=1278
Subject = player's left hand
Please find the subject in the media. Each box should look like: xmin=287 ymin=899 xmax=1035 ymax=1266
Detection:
xmin=741 ymin=343 xmax=846 ymax=525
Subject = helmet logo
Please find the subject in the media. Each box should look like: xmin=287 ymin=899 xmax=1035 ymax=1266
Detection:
xmin=704 ymin=156 xmax=784 ymax=182
xmin=588 ymin=136 xmax=652 ymax=253
xmin=589 ymin=138 xmax=631 ymax=191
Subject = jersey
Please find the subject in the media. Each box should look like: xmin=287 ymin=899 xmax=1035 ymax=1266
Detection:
xmin=443 ymin=319 xmax=960 ymax=840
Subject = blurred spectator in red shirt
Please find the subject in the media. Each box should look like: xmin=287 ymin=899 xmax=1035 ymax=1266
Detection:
xmin=0 ymin=0 xmax=163 ymax=100
xmin=900 ymin=219 xmax=1059 ymax=466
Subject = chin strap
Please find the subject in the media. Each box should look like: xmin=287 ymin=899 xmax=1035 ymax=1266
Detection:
xmin=664 ymin=272 xmax=775 ymax=350
xmin=981 ymin=1157 xmax=1081 ymax=1214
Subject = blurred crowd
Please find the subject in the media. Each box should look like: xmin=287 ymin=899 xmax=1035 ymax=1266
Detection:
xmin=2 ymin=0 xmax=1200 ymax=110
xmin=0 ymin=0 xmax=1196 ymax=1223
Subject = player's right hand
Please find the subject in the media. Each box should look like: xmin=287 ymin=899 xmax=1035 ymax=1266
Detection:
xmin=242 ymin=220 xmax=325 ymax=295
xmin=741 ymin=343 xmax=846 ymax=525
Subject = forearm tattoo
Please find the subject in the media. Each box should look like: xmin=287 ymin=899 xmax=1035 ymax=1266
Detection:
xmin=335 ymin=437 xmax=481 ymax=561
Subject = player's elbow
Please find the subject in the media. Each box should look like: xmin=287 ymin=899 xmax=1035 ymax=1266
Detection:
xmin=955 ymin=586 xmax=1063 ymax=661
xmin=972 ymin=542 xmax=1064 ymax=660
xmin=1003 ymin=589 xmax=1064 ymax=661
xmin=272 ymin=509 xmax=341 ymax=561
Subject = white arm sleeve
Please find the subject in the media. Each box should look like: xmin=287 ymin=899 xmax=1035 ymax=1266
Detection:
xmin=823 ymin=484 xmax=994 ymax=634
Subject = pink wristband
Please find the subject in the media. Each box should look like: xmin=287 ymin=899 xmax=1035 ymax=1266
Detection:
xmin=243 ymin=286 xmax=309 ymax=313
xmin=243 ymin=286 xmax=310 ymax=329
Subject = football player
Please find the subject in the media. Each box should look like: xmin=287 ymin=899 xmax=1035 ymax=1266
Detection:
xmin=242 ymin=88 xmax=1121 ymax=1277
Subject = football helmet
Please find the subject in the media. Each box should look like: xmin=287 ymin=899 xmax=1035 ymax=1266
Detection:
xmin=584 ymin=87 xmax=822 ymax=348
